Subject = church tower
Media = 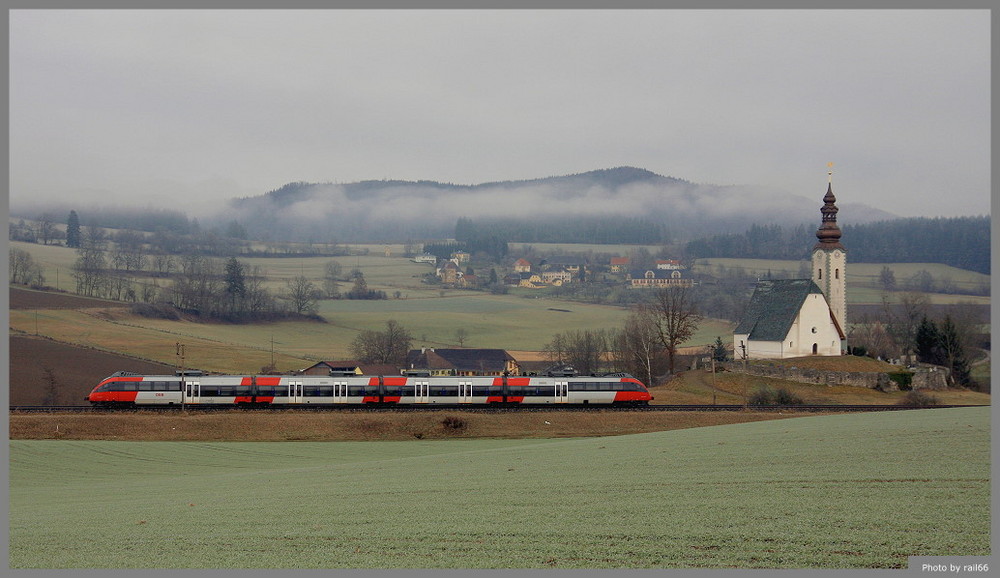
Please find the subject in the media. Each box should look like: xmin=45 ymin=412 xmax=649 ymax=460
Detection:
xmin=811 ymin=166 xmax=847 ymax=345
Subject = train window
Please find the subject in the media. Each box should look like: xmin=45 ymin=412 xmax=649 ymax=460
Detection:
xmin=119 ymin=383 xmax=136 ymax=391
xmin=236 ymin=386 xmax=252 ymax=395
xmin=348 ymin=386 xmax=369 ymax=396
xmin=137 ymin=383 xmax=152 ymax=391
xmin=217 ymin=387 xmax=236 ymax=396
xmin=473 ymin=386 xmax=491 ymax=396
xmin=168 ymin=382 xmax=182 ymax=391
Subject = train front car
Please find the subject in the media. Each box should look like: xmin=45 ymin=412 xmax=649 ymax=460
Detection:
xmin=563 ymin=374 xmax=653 ymax=406
xmin=87 ymin=372 xmax=184 ymax=408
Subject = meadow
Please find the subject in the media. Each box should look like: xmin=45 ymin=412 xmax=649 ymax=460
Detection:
xmin=8 ymin=407 xmax=990 ymax=569
xmin=9 ymin=292 xmax=730 ymax=373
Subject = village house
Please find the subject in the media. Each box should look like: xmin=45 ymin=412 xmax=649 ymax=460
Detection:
xmin=627 ymin=268 xmax=694 ymax=288
xmin=518 ymin=272 xmax=546 ymax=289
xmin=540 ymin=268 xmax=573 ymax=286
xmin=609 ymin=257 xmax=630 ymax=273
xmin=655 ymin=259 xmax=683 ymax=270
xmin=412 ymin=253 xmax=437 ymax=264
xmin=405 ymin=348 xmax=520 ymax=376
xmin=541 ymin=256 xmax=585 ymax=274
xmin=437 ymin=261 xmax=461 ymax=284
xmin=299 ymin=361 xmax=402 ymax=376
xmin=513 ymin=258 xmax=532 ymax=273
xmin=457 ymin=273 xmax=480 ymax=289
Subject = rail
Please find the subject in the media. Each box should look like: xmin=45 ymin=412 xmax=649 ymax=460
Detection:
xmin=9 ymin=404 xmax=984 ymax=413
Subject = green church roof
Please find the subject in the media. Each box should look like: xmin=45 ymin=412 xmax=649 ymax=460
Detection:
xmin=734 ymin=279 xmax=826 ymax=341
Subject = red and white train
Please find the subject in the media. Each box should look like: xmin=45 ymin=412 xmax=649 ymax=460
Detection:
xmin=86 ymin=371 xmax=653 ymax=408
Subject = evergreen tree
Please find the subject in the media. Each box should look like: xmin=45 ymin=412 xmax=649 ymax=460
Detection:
xmin=223 ymin=257 xmax=247 ymax=319
xmin=939 ymin=315 xmax=973 ymax=387
xmin=914 ymin=316 xmax=942 ymax=365
xmin=711 ymin=336 xmax=728 ymax=362
xmin=66 ymin=210 xmax=81 ymax=248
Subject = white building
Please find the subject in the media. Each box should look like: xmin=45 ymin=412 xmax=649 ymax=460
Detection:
xmin=733 ymin=279 xmax=845 ymax=359
xmin=734 ymin=173 xmax=847 ymax=359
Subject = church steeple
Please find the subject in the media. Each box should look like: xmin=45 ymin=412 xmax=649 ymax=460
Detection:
xmin=814 ymin=169 xmax=844 ymax=250
xmin=811 ymin=164 xmax=847 ymax=351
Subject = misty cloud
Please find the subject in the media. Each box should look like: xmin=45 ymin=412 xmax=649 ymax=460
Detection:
xmin=217 ymin=169 xmax=892 ymax=244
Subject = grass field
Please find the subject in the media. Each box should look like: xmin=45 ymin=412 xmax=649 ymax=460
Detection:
xmin=8 ymin=287 xmax=733 ymax=372
xmin=695 ymin=258 xmax=990 ymax=304
xmin=8 ymin=407 xmax=989 ymax=569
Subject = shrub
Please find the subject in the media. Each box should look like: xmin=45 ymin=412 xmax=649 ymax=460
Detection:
xmin=888 ymin=372 xmax=914 ymax=391
xmin=749 ymin=385 xmax=803 ymax=406
xmin=440 ymin=416 xmax=468 ymax=432
xmin=897 ymin=390 xmax=941 ymax=407
xmin=130 ymin=303 xmax=180 ymax=320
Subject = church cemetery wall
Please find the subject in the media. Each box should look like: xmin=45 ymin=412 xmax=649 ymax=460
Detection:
xmin=720 ymin=361 xmax=948 ymax=391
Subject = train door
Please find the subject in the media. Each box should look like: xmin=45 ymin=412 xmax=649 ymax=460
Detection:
xmin=414 ymin=380 xmax=430 ymax=403
xmin=458 ymin=380 xmax=473 ymax=403
xmin=289 ymin=380 xmax=303 ymax=404
xmin=333 ymin=380 xmax=349 ymax=403
xmin=183 ymin=380 xmax=200 ymax=405
xmin=555 ymin=380 xmax=569 ymax=403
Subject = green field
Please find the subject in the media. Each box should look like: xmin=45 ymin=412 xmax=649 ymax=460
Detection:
xmin=695 ymin=258 xmax=990 ymax=304
xmin=8 ymin=407 xmax=990 ymax=568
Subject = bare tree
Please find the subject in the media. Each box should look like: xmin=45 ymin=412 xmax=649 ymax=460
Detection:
xmin=323 ymin=261 xmax=343 ymax=298
xmin=9 ymin=248 xmax=44 ymax=286
xmin=285 ymin=275 xmax=321 ymax=315
xmin=645 ymin=287 xmax=703 ymax=374
xmin=884 ymin=291 xmax=931 ymax=365
xmin=610 ymin=309 xmax=667 ymax=387
xmin=542 ymin=329 xmax=610 ymax=375
xmin=350 ymin=320 xmax=413 ymax=366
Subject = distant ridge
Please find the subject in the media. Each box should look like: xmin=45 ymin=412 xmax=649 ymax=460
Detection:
xmin=227 ymin=166 xmax=897 ymax=244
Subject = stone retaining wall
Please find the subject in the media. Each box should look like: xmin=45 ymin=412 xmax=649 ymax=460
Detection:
xmin=720 ymin=361 xmax=948 ymax=391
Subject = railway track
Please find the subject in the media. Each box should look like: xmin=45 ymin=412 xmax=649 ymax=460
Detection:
xmin=9 ymin=404 xmax=981 ymax=413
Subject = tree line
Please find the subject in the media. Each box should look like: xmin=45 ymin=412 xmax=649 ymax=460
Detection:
xmin=847 ymin=292 xmax=985 ymax=390
xmin=685 ymin=216 xmax=990 ymax=274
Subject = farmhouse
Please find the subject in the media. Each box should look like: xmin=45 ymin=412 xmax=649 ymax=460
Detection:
xmin=734 ymin=173 xmax=847 ymax=359
xmin=300 ymin=361 xmax=402 ymax=376
xmin=405 ymin=348 xmax=520 ymax=376
xmin=540 ymin=268 xmax=573 ymax=286
xmin=437 ymin=261 xmax=460 ymax=284
xmin=627 ymin=268 xmax=694 ymax=289
xmin=541 ymin=256 xmax=585 ymax=274
xmin=513 ymin=258 xmax=532 ymax=273
xmin=609 ymin=257 xmax=630 ymax=273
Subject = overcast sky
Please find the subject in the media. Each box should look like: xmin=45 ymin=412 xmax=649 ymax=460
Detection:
xmin=8 ymin=9 xmax=991 ymax=218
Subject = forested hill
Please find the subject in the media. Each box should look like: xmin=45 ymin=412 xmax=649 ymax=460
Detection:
xmin=684 ymin=216 xmax=990 ymax=274
xmin=223 ymin=167 xmax=894 ymax=243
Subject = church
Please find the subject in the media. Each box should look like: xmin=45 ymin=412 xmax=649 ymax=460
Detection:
xmin=733 ymin=172 xmax=847 ymax=359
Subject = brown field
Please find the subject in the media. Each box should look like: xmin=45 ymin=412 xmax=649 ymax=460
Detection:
xmin=9 ymin=409 xmax=799 ymax=442
xmin=9 ymin=334 xmax=177 ymax=406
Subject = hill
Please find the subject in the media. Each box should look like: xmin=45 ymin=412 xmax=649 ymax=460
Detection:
xmin=224 ymin=166 xmax=895 ymax=243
